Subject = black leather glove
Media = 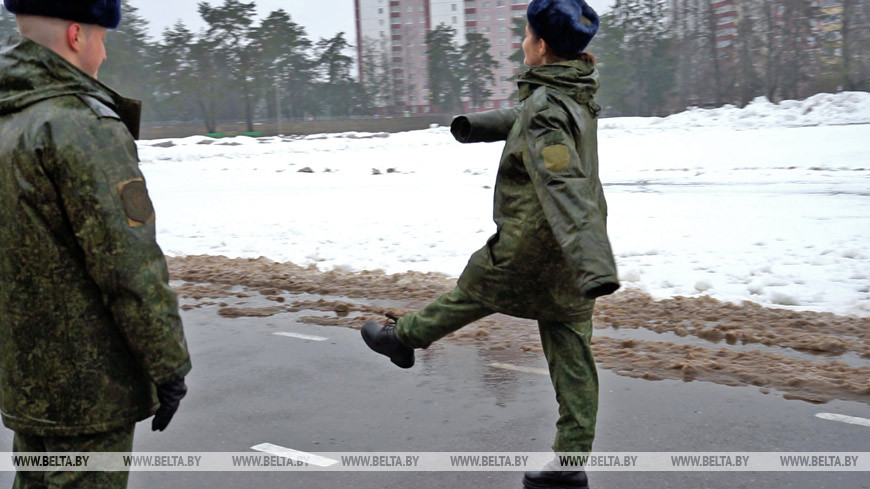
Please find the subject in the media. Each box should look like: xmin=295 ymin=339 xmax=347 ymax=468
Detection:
xmin=151 ymin=377 xmax=187 ymax=431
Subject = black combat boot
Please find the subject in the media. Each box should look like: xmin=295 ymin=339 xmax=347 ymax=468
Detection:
xmin=361 ymin=315 xmax=415 ymax=369
xmin=522 ymin=460 xmax=589 ymax=489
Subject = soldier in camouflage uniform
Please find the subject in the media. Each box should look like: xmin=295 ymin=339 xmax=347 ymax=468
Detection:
xmin=0 ymin=2 xmax=191 ymax=487
xmin=362 ymin=1 xmax=614 ymax=487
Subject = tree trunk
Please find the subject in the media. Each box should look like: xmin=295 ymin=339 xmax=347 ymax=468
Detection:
xmin=764 ymin=4 xmax=779 ymax=101
xmin=198 ymin=99 xmax=216 ymax=133
xmin=244 ymin=88 xmax=254 ymax=133
xmin=842 ymin=0 xmax=854 ymax=90
xmin=706 ymin=3 xmax=722 ymax=106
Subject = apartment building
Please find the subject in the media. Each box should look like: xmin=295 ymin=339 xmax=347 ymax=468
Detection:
xmin=711 ymin=0 xmax=737 ymax=56
xmin=355 ymin=0 xmax=523 ymax=114
xmin=667 ymin=0 xmax=738 ymax=58
xmin=816 ymin=0 xmax=844 ymax=57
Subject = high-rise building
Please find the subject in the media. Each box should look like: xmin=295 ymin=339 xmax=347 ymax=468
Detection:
xmin=667 ymin=0 xmax=738 ymax=57
xmin=816 ymin=0 xmax=844 ymax=58
xmin=711 ymin=0 xmax=738 ymax=57
xmin=355 ymin=0 xmax=522 ymax=114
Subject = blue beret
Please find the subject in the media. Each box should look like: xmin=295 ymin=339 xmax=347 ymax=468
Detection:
xmin=527 ymin=0 xmax=599 ymax=58
xmin=3 ymin=0 xmax=121 ymax=29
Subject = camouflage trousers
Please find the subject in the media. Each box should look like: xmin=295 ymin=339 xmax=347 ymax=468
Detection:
xmin=396 ymin=286 xmax=599 ymax=453
xmin=12 ymin=425 xmax=134 ymax=489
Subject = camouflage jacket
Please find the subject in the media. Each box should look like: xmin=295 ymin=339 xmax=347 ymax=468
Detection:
xmin=0 ymin=37 xmax=191 ymax=436
xmin=453 ymin=60 xmax=619 ymax=321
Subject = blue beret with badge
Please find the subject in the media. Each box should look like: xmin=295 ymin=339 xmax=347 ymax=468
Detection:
xmin=3 ymin=0 xmax=121 ymax=29
xmin=527 ymin=0 xmax=599 ymax=58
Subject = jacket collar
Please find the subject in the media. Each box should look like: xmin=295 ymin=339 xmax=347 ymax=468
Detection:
xmin=518 ymin=60 xmax=600 ymax=113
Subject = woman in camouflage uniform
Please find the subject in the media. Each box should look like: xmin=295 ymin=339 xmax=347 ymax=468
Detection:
xmin=362 ymin=1 xmax=617 ymax=488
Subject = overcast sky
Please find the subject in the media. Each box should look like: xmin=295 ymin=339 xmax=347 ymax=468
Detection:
xmin=128 ymin=0 xmax=611 ymax=44
xmin=127 ymin=0 xmax=354 ymax=42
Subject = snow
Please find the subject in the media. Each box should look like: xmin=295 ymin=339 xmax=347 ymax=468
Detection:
xmin=138 ymin=91 xmax=870 ymax=317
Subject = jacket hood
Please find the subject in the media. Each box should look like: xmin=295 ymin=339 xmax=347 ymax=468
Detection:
xmin=0 ymin=36 xmax=139 ymax=135
xmin=518 ymin=59 xmax=600 ymax=113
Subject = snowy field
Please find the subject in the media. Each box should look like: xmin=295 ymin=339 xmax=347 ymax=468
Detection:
xmin=138 ymin=92 xmax=870 ymax=317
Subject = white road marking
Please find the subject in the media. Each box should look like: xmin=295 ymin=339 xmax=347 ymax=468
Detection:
xmin=489 ymin=362 xmax=549 ymax=376
xmin=251 ymin=443 xmax=338 ymax=467
xmin=273 ymin=332 xmax=328 ymax=341
xmin=815 ymin=413 xmax=870 ymax=428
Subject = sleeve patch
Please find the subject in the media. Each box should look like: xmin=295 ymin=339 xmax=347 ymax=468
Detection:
xmin=119 ymin=180 xmax=155 ymax=225
xmin=541 ymin=144 xmax=572 ymax=172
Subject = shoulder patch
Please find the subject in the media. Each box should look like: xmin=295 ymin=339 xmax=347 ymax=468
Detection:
xmin=77 ymin=94 xmax=121 ymax=120
xmin=541 ymin=144 xmax=571 ymax=172
xmin=118 ymin=179 xmax=155 ymax=226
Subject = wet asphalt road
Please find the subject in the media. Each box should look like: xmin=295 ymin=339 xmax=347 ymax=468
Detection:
xmin=1 ymin=298 xmax=868 ymax=489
